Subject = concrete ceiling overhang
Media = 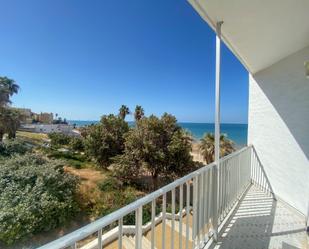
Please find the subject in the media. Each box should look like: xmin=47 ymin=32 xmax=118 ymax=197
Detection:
xmin=188 ymin=0 xmax=309 ymax=74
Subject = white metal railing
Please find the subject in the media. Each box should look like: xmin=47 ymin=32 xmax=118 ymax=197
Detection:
xmin=251 ymin=146 xmax=276 ymax=199
xmin=37 ymin=145 xmax=272 ymax=249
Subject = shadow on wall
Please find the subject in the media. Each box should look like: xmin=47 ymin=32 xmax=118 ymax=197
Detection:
xmin=252 ymin=46 xmax=309 ymax=160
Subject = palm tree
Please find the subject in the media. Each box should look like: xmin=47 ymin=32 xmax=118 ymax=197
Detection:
xmin=199 ymin=133 xmax=235 ymax=164
xmin=0 ymin=108 xmax=21 ymax=140
xmin=134 ymin=105 xmax=144 ymax=121
xmin=0 ymin=77 xmax=19 ymax=107
xmin=0 ymin=112 xmax=5 ymax=141
xmin=6 ymin=110 xmax=21 ymax=139
xmin=119 ymin=105 xmax=130 ymax=120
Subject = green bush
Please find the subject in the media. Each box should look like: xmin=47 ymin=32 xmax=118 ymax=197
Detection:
xmin=69 ymin=136 xmax=84 ymax=151
xmin=48 ymin=132 xmax=71 ymax=148
xmin=0 ymin=139 xmax=30 ymax=157
xmin=0 ymin=154 xmax=79 ymax=245
xmin=47 ymin=150 xmax=88 ymax=169
xmin=48 ymin=150 xmax=87 ymax=161
xmin=97 ymin=177 xmax=122 ymax=192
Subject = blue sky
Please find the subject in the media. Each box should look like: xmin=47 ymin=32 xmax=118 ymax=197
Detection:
xmin=0 ymin=0 xmax=248 ymax=123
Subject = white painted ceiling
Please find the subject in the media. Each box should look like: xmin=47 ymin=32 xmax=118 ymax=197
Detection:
xmin=188 ymin=0 xmax=309 ymax=74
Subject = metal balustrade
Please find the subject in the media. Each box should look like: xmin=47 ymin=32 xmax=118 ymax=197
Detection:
xmin=37 ymin=145 xmax=274 ymax=249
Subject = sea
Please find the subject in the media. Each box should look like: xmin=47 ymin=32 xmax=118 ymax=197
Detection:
xmin=68 ymin=121 xmax=248 ymax=147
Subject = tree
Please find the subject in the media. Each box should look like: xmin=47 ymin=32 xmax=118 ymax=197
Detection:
xmin=113 ymin=113 xmax=195 ymax=189
xmin=199 ymin=133 xmax=235 ymax=164
xmin=0 ymin=77 xmax=19 ymax=107
xmin=119 ymin=105 xmax=130 ymax=120
xmin=48 ymin=132 xmax=71 ymax=148
xmin=134 ymin=105 xmax=144 ymax=121
xmin=85 ymin=114 xmax=129 ymax=167
xmin=167 ymin=129 xmax=194 ymax=176
xmin=0 ymin=77 xmax=20 ymax=140
xmin=0 ymin=108 xmax=22 ymax=140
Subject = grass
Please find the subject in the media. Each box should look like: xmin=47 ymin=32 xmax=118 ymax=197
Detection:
xmin=47 ymin=150 xmax=91 ymax=169
xmin=65 ymin=165 xmax=144 ymax=221
xmin=16 ymin=131 xmax=48 ymax=146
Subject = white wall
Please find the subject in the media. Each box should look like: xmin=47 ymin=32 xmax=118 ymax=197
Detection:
xmin=248 ymin=46 xmax=309 ymax=215
xmin=21 ymin=124 xmax=74 ymax=134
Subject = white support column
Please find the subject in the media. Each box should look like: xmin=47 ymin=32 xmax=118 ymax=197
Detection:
xmin=213 ymin=21 xmax=223 ymax=242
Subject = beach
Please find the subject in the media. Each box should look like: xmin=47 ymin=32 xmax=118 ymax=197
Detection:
xmin=191 ymin=140 xmax=205 ymax=163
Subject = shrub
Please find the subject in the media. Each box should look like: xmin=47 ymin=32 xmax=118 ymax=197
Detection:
xmin=0 ymin=154 xmax=79 ymax=245
xmin=69 ymin=136 xmax=84 ymax=151
xmin=47 ymin=150 xmax=88 ymax=169
xmin=0 ymin=138 xmax=30 ymax=157
xmin=97 ymin=177 xmax=122 ymax=192
xmin=48 ymin=132 xmax=71 ymax=148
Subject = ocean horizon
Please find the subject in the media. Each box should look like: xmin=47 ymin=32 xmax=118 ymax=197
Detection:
xmin=69 ymin=120 xmax=248 ymax=147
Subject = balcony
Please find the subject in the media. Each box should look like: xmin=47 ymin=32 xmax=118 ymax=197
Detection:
xmin=38 ymin=146 xmax=308 ymax=249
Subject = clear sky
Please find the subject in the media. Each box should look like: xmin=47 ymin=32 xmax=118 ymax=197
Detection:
xmin=0 ymin=0 xmax=248 ymax=123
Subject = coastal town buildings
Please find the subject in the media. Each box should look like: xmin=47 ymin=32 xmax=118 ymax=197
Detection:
xmin=12 ymin=107 xmax=76 ymax=135
xmin=11 ymin=107 xmax=53 ymax=124
xmin=37 ymin=112 xmax=53 ymax=124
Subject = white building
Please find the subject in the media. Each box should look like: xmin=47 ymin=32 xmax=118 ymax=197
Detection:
xmin=20 ymin=124 xmax=76 ymax=135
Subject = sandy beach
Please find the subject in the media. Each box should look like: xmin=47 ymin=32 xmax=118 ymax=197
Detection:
xmin=191 ymin=141 xmax=205 ymax=163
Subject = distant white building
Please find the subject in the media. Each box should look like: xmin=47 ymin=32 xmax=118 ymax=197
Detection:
xmin=20 ymin=124 xmax=79 ymax=136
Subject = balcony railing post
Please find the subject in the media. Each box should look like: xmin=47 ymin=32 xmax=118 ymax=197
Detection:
xmin=98 ymin=229 xmax=103 ymax=249
xmin=135 ymin=207 xmax=142 ymax=249
xmin=151 ymin=200 xmax=156 ymax=249
xmin=212 ymin=164 xmax=218 ymax=241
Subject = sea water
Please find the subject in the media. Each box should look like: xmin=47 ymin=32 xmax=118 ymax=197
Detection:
xmin=69 ymin=120 xmax=248 ymax=147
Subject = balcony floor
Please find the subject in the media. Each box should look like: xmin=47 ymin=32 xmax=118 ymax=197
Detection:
xmin=211 ymin=185 xmax=308 ymax=249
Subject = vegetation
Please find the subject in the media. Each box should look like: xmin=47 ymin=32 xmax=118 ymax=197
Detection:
xmin=48 ymin=132 xmax=71 ymax=147
xmin=16 ymin=131 xmax=48 ymax=146
xmin=0 ymin=77 xmax=21 ymax=141
xmin=84 ymin=114 xmax=129 ymax=167
xmin=0 ymin=77 xmax=19 ymax=107
xmin=0 ymin=139 xmax=30 ymax=157
xmin=134 ymin=105 xmax=144 ymax=121
xmin=69 ymin=136 xmax=84 ymax=152
xmin=0 ymin=76 xmax=202 ymax=245
xmin=73 ymin=170 xmax=141 ymax=223
xmin=118 ymin=104 xmax=130 ymax=120
xmin=113 ymin=113 xmax=197 ymax=188
xmin=0 ymin=78 xmax=237 ymax=247
xmin=199 ymin=133 xmax=235 ymax=164
xmin=47 ymin=150 xmax=89 ymax=169
xmin=0 ymin=154 xmax=79 ymax=245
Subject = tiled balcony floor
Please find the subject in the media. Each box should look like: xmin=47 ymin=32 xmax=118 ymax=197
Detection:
xmin=211 ymin=185 xmax=308 ymax=249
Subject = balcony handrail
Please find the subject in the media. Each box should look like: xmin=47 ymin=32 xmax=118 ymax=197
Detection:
xmin=37 ymin=145 xmax=252 ymax=249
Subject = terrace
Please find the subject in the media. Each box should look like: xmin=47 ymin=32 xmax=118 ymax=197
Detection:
xmin=37 ymin=0 xmax=309 ymax=248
